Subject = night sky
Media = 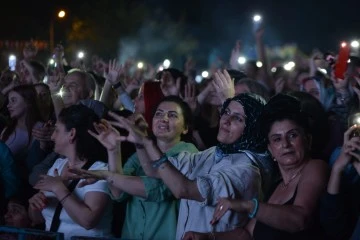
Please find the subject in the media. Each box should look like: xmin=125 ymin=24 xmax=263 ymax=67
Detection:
xmin=1 ymin=0 xmax=359 ymax=58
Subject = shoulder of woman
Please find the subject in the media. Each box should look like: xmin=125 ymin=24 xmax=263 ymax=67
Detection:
xmin=90 ymin=160 xmax=108 ymax=170
xmin=301 ymin=159 xmax=329 ymax=182
xmin=305 ymin=159 xmax=329 ymax=171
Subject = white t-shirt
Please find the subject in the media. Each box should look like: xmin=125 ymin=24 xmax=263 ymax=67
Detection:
xmin=42 ymin=158 xmax=112 ymax=240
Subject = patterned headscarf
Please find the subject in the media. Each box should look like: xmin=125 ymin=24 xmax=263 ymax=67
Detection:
xmin=217 ymin=93 xmax=267 ymax=154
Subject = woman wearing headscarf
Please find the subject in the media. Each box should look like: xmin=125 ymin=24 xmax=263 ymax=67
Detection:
xmin=112 ymin=93 xmax=274 ymax=239
xmin=186 ymin=94 xmax=328 ymax=240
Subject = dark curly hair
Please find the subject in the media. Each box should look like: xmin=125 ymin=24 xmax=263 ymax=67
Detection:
xmin=58 ymin=105 xmax=107 ymax=163
xmin=260 ymin=93 xmax=312 ymax=143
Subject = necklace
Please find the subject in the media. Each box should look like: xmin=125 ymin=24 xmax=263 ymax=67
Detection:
xmin=280 ymin=166 xmax=304 ymax=189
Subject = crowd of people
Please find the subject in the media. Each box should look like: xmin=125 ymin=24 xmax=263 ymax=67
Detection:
xmin=0 ymin=27 xmax=359 ymax=240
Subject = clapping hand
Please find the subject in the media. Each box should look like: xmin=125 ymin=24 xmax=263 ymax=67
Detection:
xmin=107 ymin=112 xmax=148 ymax=144
xmin=34 ymin=169 xmax=66 ymax=193
xmin=68 ymin=168 xmax=110 ymax=188
xmin=88 ymin=119 xmax=122 ymax=152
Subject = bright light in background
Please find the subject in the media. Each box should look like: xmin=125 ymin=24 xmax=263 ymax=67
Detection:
xmin=195 ymin=75 xmax=203 ymax=83
xmin=253 ymin=14 xmax=262 ymax=22
xmin=57 ymin=89 xmax=64 ymax=97
xmin=9 ymin=55 xmax=16 ymax=61
xmin=284 ymin=61 xmax=296 ymax=71
xmin=163 ymin=59 xmax=171 ymax=69
xmin=351 ymin=40 xmax=359 ymax=48
xmin=238 ymin=56 xmax=247 ymax=65
xmin=256 ymin=61 xmax=263 ymax=68
xmin=77 ymin=51 xmax=84 ymax=59
xmin=58 ymin=10 xmax=66 ymax=18
xmin=341 ymin=42 xmax=347 ymax=48
xmin=49 ymin=59 xmax=55 ymax=65
xmin=201 ymin=71 xmax=209 ymax=78
xmin=271 ymin=67 xmax=277 ymax=73
xmin=348 ymin=59 xmax=351 ymax=63
xmin=158 ymin=66 xmax=164 ymax=72
xmin=318 ymin=68 xmax=327 ymax=75
xmin=137 ymin=62 xmax=144 ymax=69
xmin=8 ymin=55 xmax=16 ymax=71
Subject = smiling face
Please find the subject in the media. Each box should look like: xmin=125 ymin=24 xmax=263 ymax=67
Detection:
xmin=217 ymin=101 xmax=246 ymax=144
xmin=61 ymin=73 xmax=88 ymax=107
xmin=7 ymin=91 xmax=28 ymax=119
xmin=267 ymin=119 xmax=309 ymax=167
xmin=152 ymin=101 xmax=188 ymax=143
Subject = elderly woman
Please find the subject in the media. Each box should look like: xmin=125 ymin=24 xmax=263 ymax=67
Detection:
xmin=114 ymin=93 xmax=274 ymax=239
xmin=28 ymin=105 xmax=111 ymax=240
xmin=185 ymin=94 xmax=328 ymax=240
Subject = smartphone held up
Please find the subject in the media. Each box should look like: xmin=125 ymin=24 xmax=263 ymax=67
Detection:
xmin=8 ymin=55 xmax=16 ymax=71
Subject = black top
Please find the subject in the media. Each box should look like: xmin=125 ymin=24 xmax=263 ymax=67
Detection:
xmin=253 ymin=186 xmax=324 ymax=240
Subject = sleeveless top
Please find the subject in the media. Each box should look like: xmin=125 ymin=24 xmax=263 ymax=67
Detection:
xmin=253 ymin=185 xmax=324 ymax=240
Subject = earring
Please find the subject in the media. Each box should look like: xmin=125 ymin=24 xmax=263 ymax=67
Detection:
xmin=273 ymin=158 xmax=277 ymax=162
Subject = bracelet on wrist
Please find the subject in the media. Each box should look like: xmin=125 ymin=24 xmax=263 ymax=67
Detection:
xmin=113 ymin=81 xmax=123 ymax=90
xmin=152 ymin=154 xmax=168 ymax=169
xmin=60 ymin=192 xmax=71 ymax=205
xmin=248 ymin=198 xmax=259 ymax=219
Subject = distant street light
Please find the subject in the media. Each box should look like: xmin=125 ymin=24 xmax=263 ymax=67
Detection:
xmin=201 ymin=71 xmax=209 ymax=78
xmin=77 ymin=51 xmax=84 ymax=59
xmin=50 ymin=10 xmax=67 ymax=51
xmin=238 ymin=56 xmax=247 ymax=65
xmin=137 ymin=62 xmax=144 ymax=69
xmin=163 ymin=59 xmax=171 ymax=69
xmin=58 ymin=10 xmax=66 ymax=18
xmin=351 ymin=40 xmax=359 ymax=48
xmin=253 ymin=14 xmax=262 ymax=22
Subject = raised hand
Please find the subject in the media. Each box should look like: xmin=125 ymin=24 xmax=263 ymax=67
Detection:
xmin=47 ymin=72 xmax=65 ymax=94
xmin=32 ymin=121 xmax=55 ymax=150
xmin=274 ymin=77 xmax=285 ymax=94
xmin=88 ymin=119 xmax=122 ymax=152
xmin=181 ymin=82 xmax=198 ymax=113
xmin=53 ymin=44 xmax=64 ymax=63
xmin=107 ymin=59 xmax=123 ymax=85
xmin=213 ymin=69 xmax=235 ymax=103
xmin=107 ymin=111 xmax=148 ymax=144
xmin=333 ymin=125 xmax=360 ymax=173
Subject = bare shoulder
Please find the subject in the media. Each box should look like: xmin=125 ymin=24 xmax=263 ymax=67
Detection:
xmin=305 ymin=159 xmax=329 ymax=170
xmin=301 ymin=159 xmax=329 ymax=183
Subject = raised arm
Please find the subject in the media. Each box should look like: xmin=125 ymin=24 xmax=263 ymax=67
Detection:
xmin=108 ymin=112 xmax=204 ymax=201
xmin=255 ymin=28 xmax=271 ymax=89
